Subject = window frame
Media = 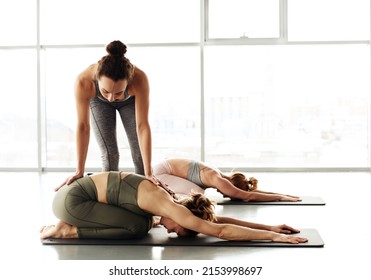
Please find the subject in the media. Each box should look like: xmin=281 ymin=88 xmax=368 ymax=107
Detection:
xmin=0 ymin=0 xmax=370 ymax=172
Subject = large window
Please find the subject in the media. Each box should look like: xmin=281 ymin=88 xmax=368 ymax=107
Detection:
xmin=204 ymin=44 xmax=370 ymax=168
xmin=0 ymin=0 xmax=370 ymax=170
xmin=208 ymin=0 xmax=280 ymax=39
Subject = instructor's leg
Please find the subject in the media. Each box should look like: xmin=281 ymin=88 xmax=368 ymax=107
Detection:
xmin=118 ymin=98 xmax=144 ymax=175
xmin=90 ymin=99 xmax=120 ymax=171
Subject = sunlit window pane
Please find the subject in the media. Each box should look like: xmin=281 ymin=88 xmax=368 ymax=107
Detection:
xmin=40 ymin=0 xmax=200 ymax=44
xmin=288 ymin=0 xmax=370 ymax=41
xmin=0 ymin=50 xmax=38 ymax=167
xmin=0 ymin=0 xmax=36 ymax=45
xmin=204 ymin=45 xmax=370 ymax=168
xmin=208 ymin=0 xmax=280 ymax=39
xmin=129 ymin=47 xmax=201 ymax=163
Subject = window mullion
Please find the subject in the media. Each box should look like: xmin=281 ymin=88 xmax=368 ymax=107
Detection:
xmin=280 ymin=0 xmax=288 ymax=42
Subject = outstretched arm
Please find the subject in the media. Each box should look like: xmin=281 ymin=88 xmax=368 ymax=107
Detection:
xmin=216 ymin=216 xmax=300 ymax=234
xmin=253 ymin=189 xmax=300 ymax=199
xmin=213 ymin=177 xmax=301 ymax=202
xmin=214 ymin=224 xmax=306 ymax=243
xmin=159 ymin=199 xmax=307 ymax=244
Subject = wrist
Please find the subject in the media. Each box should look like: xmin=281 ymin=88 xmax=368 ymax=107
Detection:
xmin=266 ymin=225 xmax=274 ymax=232
xmin=271 ymin=232 xmax=281 ymax=241
xmin=144 ymin=171 xmax=152 ymax=178
xmin=144 ymin=166 xmax=153 ymax=177
xmin=75 ymin=169 xmax=84 ymax=177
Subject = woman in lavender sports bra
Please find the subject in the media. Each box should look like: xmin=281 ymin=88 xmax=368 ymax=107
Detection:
xmin=153 ymin=158 xmax=301 ymax=202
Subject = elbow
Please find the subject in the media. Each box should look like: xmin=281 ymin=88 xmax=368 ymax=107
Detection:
xmin=229 ymin=191 xmax=252 ymax=202
xmin=242 ymin=192 xmax=258 ymax=202
xmin=77 ymin=123 xmax=90 ymax=134
xmin=137 ymin=121 xmax=150 ymax=133
xmin=217 ymin=229 xmax=226 ymax=240
xmin=239 ymin=193 xmax=252 ymax=201
xmin=217 ymin=225 xmax=230 ymax=240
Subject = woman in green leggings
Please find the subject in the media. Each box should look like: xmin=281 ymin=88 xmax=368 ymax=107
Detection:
xmin=40 ymin=172 xmax=307 ymax=244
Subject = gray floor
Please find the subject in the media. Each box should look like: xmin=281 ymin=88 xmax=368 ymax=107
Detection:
xmin=1 ymin=171 xmax=371 ymax=279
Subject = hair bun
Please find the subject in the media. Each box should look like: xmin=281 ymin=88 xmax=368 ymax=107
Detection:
xmin=106 ymin=40 xmax=127 ymax=57
xmin=248 ymin=177 xmax=258 ymax=191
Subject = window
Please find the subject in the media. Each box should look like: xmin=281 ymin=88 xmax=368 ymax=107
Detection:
xmin=41 ymin=48 xmax=101 ymax=167
xmin=0 ymin=1 xmax=370 ymax=170
xmin=0 ymin=49 xmax=38 ymax=167
xmin=0 ymin=0 xmax=36 ymax=46
xmin=40 ymin=0 xmax=200 ymax=44
xmin=129 ymin=47 xmax=201 ymax=164
xmin=208 ymin=0 xmax=280 ymax=39
xmin=204 ymin=44 xmax=370 ymax=168
xmin=288 ymin=0 xmax=370 ymax=41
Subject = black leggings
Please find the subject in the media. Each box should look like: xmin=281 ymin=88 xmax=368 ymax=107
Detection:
xmin=52 ymin=172 xmax=152 ymax=239
xmin=89 ymin=96 xmax=144 ymax=174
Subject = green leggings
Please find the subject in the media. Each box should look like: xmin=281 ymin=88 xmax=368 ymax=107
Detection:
xmin=52 ymin=172 xmax=152 ymax=239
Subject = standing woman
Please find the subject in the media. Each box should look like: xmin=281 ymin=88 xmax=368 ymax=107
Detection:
xmin=57 ymin=40 xmax=155 ymax=189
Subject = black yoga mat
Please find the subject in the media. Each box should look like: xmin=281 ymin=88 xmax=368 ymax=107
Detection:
xmin=217 ymin=196 xmax=325 ymax=206
xmin=41 ymin=228 xmax=324 ymax=248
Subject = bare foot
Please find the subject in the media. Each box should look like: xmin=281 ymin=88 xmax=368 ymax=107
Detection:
xmin=40 ymin=220 xmax=78 ymax=239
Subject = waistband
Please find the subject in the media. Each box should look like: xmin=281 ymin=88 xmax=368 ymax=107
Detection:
xmin=152 ymin=160 xmax=173 ymax=175
xmin=72 ymin=175 xmax=98 ymax=200
xmin=106 ymin=172 xmax=153 ymax=219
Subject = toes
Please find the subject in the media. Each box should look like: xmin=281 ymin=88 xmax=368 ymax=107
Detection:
xmin=40 ymin=225 xmax=55 ymax=235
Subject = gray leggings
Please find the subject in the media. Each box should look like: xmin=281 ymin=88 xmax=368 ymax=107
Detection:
xmin=52 ymin=173 xmax=152 ymax=239
xmin=89 ymin=96 xmax=144 ymax=174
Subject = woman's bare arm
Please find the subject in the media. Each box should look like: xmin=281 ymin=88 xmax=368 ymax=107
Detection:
xmin=157 ymin=198 xmax=307 ymax=243
xmin=138 ymin=181 xmax=307 ymax=244
xmin=253 ymin=189 xmax=300 ymax=199
xmin=131 ymin=67 xmax=154 ymax=182
xmin=55 ymin=71 xmax=93 ymax=191
xmin=212 ymin=177 xmax=300 ymax=202
xmin=215 ymin=216 xmax=301 ymax=234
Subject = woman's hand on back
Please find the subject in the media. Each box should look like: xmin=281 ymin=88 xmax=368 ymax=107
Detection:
xmin=54 ymin=172 xmax=83 ymax=191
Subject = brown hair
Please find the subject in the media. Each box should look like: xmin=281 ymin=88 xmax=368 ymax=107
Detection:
xmin=177 ymin=192 xmax=217 ymax=237
xmin=222 ymin=173 xmax=258 ymax=192
xmin=96 ymin=40 xmax=134 ymax=82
